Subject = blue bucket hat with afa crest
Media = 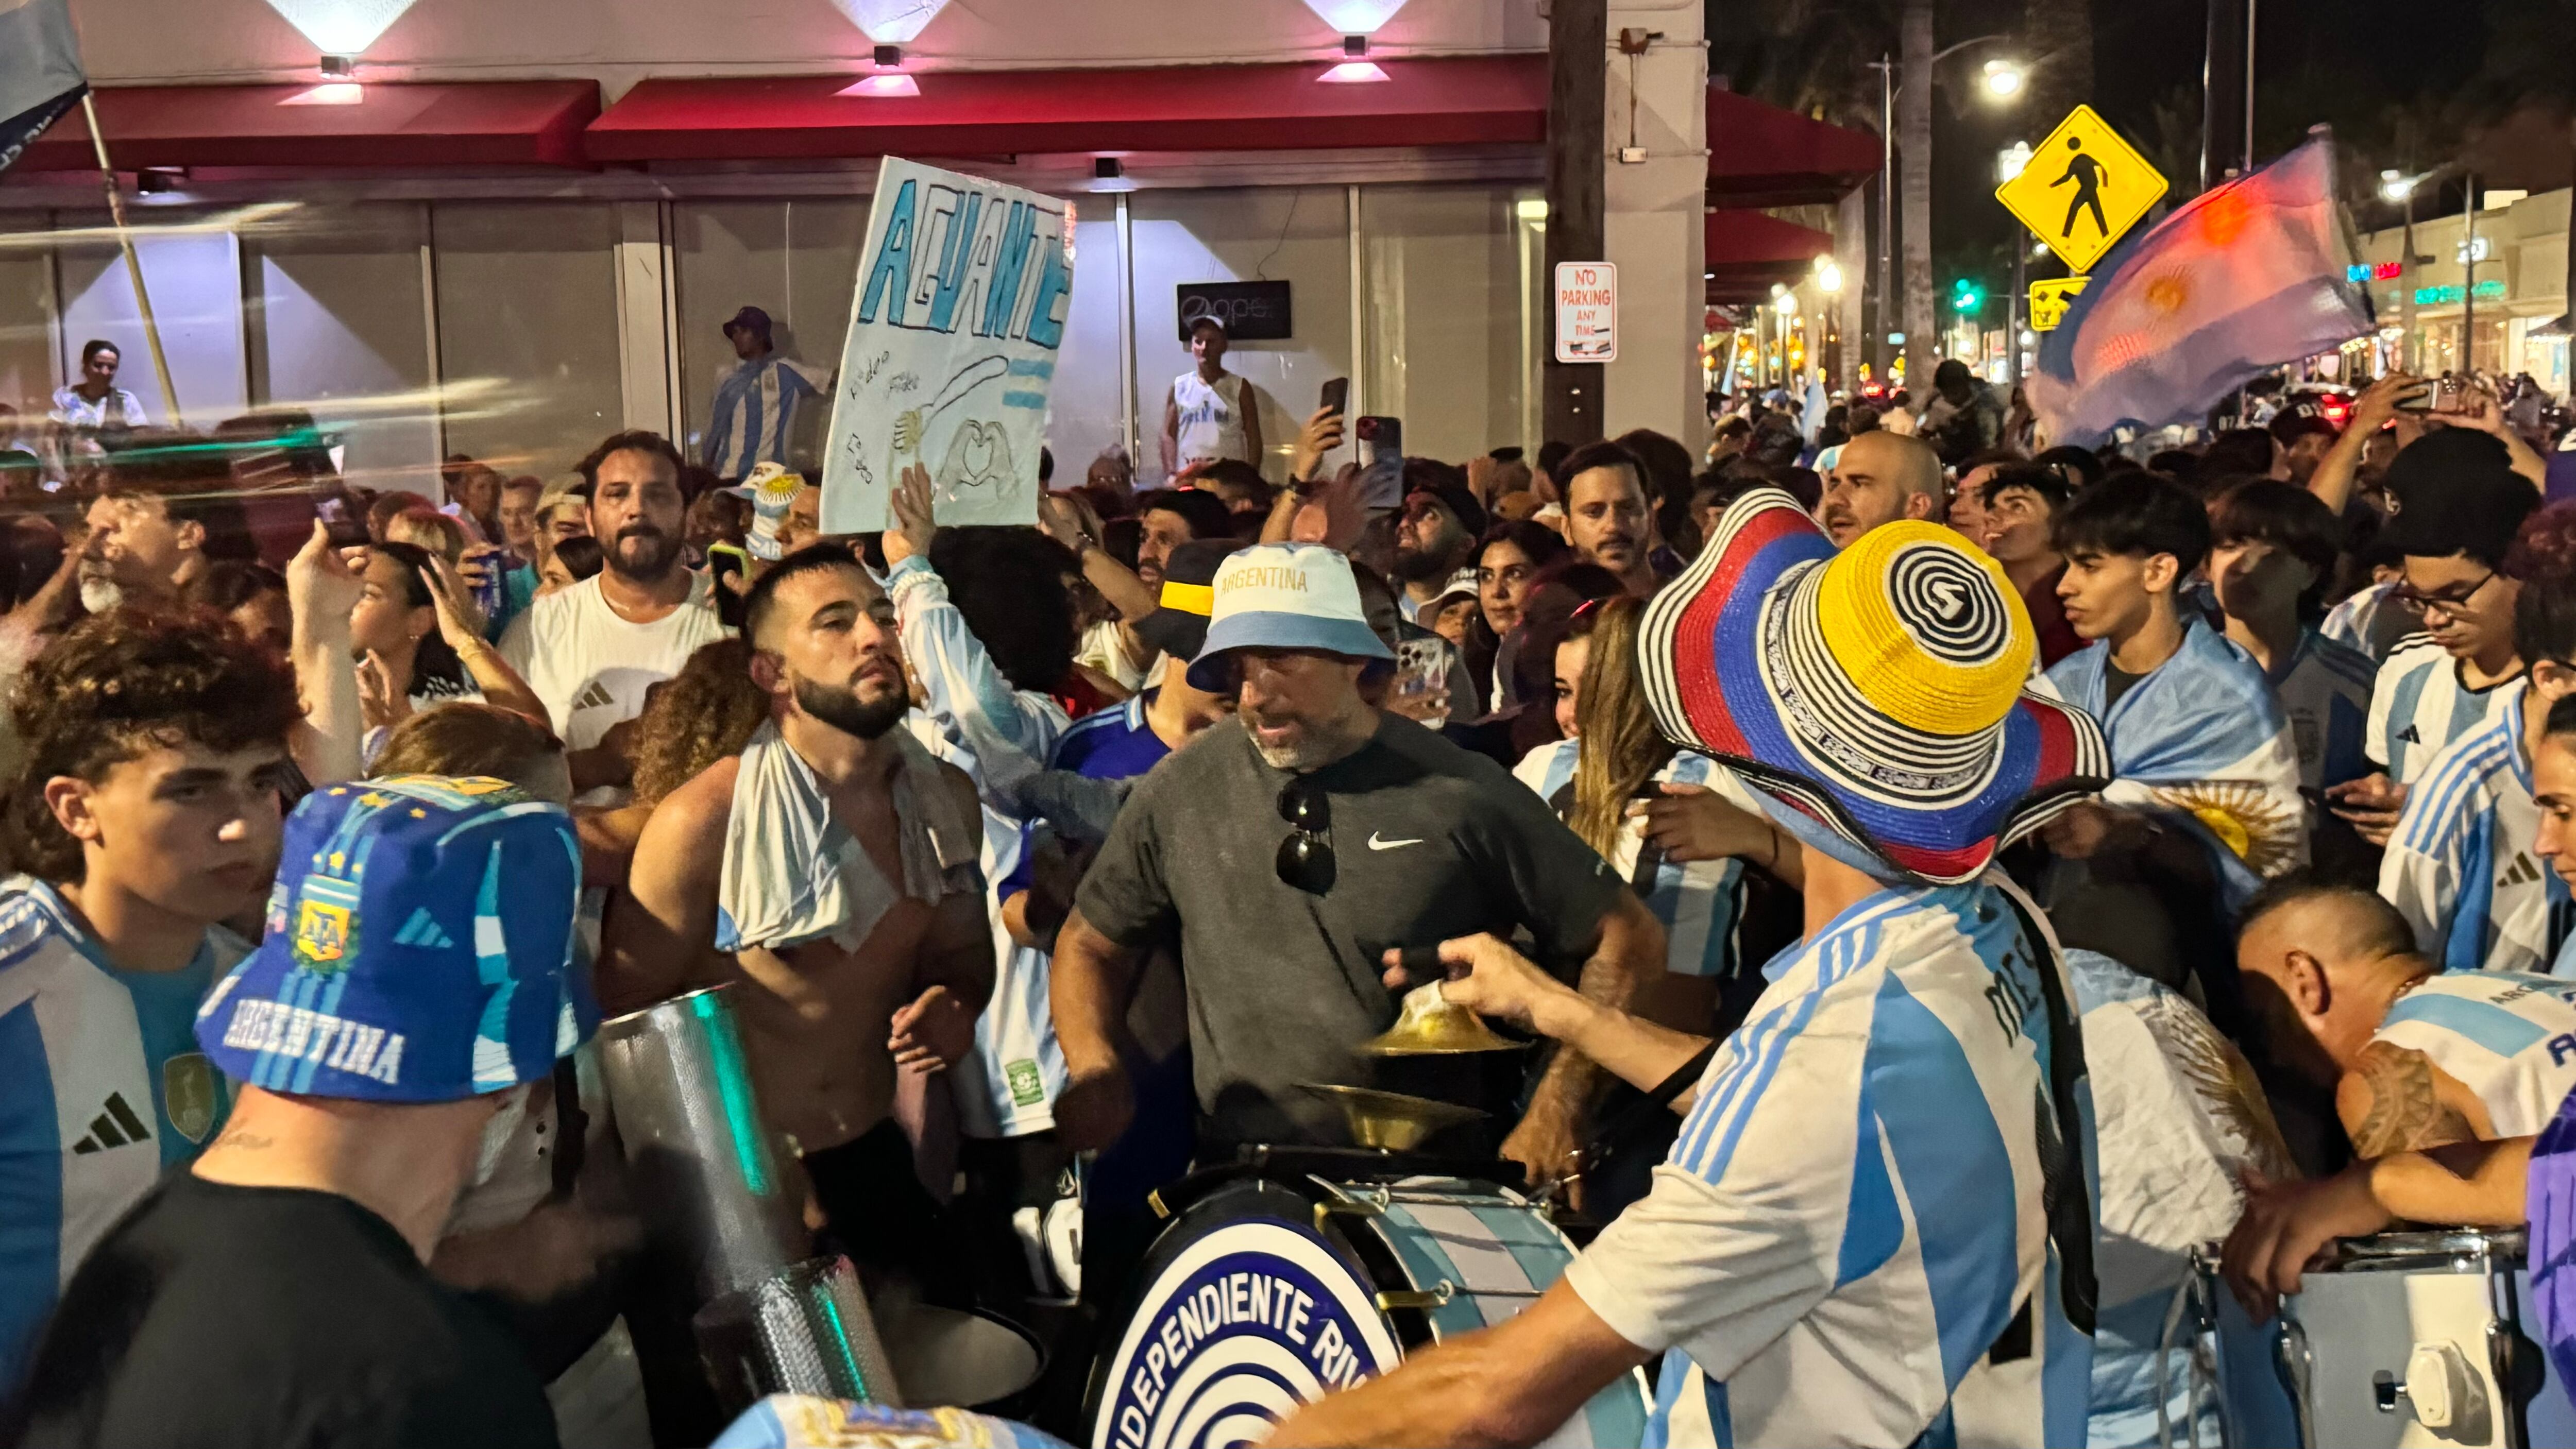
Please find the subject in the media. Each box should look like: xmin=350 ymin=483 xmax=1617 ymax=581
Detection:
xmin=196 ymin=775 xmax=591 ymax=1103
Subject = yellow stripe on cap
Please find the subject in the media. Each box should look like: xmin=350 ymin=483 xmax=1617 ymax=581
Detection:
xmin=1816 ymin=520 xmax=2033 ymax=736
xmin=1159 ymin=581 xmax=1215 ymax=616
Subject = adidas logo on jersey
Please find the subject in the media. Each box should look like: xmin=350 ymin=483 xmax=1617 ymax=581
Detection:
xmin=2397 ymin=724 xmax=2422 ymax=744
xmin=393 ymin=907 xmax=454 ymax=950
xmin=2501 ymin=853 xmax=2543 ymax=889
xmin=571 ymin=681 xmax=617 ymax=713
xmin=70 ymin=1092 xmax=151 ymax=1154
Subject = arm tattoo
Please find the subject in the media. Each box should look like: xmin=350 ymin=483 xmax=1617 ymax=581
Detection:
xmin=2349 ymin=1042 xmax=2476 ymax=1155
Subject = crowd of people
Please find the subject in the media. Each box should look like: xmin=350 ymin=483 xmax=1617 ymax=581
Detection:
xmin=1 ymin=331 xmax=2575 ymax=1449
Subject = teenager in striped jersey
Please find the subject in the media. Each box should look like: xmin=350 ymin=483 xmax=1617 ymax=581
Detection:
xmin=2379 ymin=570 xmax=2576 ymax=976
xmin=2332 ymin=440 xmax=2539 ymax=844
xmin=0 ymin=610 xmax=299 ymax=1392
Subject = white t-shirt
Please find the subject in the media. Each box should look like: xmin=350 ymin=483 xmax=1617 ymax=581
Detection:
xmin=1171 ymin=370 xmax=1249 ymax=466
xmin=499 ymin=573 xmax=731 ymax=750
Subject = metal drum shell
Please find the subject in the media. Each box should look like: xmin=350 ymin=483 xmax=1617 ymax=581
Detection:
xmin=596 ymin=983 xmax=810 ymax=1300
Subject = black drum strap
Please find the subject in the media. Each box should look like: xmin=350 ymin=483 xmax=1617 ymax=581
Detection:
xmin=1577 ymin=1041 xmax=1719 ymax=1178
xmin=1997 ymin=885 xmax=2098 ymax=1340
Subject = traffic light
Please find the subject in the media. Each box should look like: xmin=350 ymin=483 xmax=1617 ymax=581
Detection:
xmin=1952 ymin=278 xmax=1984 ymax=315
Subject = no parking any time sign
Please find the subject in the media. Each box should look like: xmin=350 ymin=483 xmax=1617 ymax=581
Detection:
xmin=1554 ymin=261 xmax=1617 ymax=363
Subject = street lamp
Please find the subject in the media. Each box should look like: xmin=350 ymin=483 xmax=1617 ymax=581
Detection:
xmin=1981 ymin=59 xmax=2027 ymax=99
xmin=1814 ymin=254 xmax=1844 ymax=294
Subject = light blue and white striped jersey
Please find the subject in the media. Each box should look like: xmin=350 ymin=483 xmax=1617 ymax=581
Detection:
xmin=703 ymin=353 xmax=832 ymax=482
xmin=2372 ymin=971 xmax=2576 ymax=1136
xmin=2380 ymin=683 xmax=2572 ymax=977
xmin=0 ymin=877 xmax=247 ymax=1387
xmin=1563 ymin=875 xmax=2094 ymax=1449
xmin=2274 ymin=626 xmax=2378 ymax=796
xmin=888 ymin=554 xmax=1070 ymax=1138
xmin=2368 ymin=634 xmax=2520 ymax=786
xmin=1510 ymin=740 xmax=1759 ymax=980
xmin=2323 ymin=579 xmax=2419 ymax=662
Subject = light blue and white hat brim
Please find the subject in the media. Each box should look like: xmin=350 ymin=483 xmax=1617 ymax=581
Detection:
xmin=1186 ymin=611 xmax=1395 ymax=691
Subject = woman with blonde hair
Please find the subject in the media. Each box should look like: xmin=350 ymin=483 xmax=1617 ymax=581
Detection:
xmin=1511 ymin=596 xmax=1801 ymax=1031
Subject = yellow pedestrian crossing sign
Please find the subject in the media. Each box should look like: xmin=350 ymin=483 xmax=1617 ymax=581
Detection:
xmin=2028 ymin=276 xmax=2089 ymax=332
xmin=1995 ymin=104 xmax=2168 ymax=276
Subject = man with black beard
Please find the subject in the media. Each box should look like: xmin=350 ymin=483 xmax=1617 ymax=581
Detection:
xmin=1391 ymin=476 xmax=1486 ymax=623
xmin=602 ymin=543 xmax=994 ymax=1303
xmin=500 ymin=431 xmax=729 ymax=778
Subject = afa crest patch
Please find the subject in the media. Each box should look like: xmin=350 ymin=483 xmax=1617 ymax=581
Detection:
xmin=292 ymin=875 xmax=363 ymax=975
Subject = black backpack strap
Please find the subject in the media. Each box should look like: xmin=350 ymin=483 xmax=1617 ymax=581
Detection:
xmin=1995 ymin=884 xmax=2098 ymax=1339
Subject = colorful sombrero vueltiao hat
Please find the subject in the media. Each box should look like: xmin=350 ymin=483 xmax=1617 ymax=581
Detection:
xmin=1637 ymin=487 xmax=2109 ymax=884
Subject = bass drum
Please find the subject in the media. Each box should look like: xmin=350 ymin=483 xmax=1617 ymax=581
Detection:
xmin=1085 ymin=1168 xmax=1648 ymax=1449
xmin=2278 ymin=1230 xmax=2576 ymax=1449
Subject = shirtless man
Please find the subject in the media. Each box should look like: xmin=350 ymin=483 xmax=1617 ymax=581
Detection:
xmin=603 ymin=543 xmax=994 ymax=1302
xmin=2222 ymin=875 xmax=2576 ymax=1313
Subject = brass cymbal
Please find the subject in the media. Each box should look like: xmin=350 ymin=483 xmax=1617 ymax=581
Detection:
xmin=1359 ymin=981 xmax=1522 ymax=1055
xmin=1299 ymin=1083 xmax=1488 ymax=1152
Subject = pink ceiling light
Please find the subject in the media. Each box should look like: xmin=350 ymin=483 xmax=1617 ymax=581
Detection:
xmin=829 ymin=0 xmax=950 ymax=43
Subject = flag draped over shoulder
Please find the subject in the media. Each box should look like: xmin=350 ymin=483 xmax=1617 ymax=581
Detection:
xmin=2029 ymin=134 xmax=2374 ymax=447
xmin=2042 ymin=618 xmax=2307 ymax=908
xmin=0 ymin=0 xmax=85 ymax=179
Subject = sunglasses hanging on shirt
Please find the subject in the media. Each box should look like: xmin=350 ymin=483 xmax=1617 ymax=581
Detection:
xmin=1276 ymin=779 xmax=1336 ymax=895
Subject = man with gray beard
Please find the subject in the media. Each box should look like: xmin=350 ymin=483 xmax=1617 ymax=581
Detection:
xmin=1051 ymin=543 xmax=1665 ymax=1189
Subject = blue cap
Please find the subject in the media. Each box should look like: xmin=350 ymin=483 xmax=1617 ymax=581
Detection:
xmin=196 ymin=775 xmax=592 ymax=1103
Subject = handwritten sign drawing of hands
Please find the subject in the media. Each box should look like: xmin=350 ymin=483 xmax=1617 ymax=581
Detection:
xmin=933 ymin=419 xmax=1014 ymax=497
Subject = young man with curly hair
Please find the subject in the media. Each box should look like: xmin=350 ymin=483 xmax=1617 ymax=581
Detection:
xmin=0 ymin=609 xmax=299 ymax=1393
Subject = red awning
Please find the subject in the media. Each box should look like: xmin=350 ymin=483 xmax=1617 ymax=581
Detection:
xmin=1705 ymin=209 xmax=1835 ymax=303
xmin=586 ymin=57 xmax=1546 ymax=164
xmin=14 ymin=81 xmax=601 ymax=172
xmin=1705 ymin=88 xmax=1880 ymax=208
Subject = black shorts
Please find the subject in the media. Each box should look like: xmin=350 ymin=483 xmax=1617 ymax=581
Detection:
xmin=802 ymin=1118 xmax=973 ymax=1308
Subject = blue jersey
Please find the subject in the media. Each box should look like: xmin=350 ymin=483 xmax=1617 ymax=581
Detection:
xmin=1001 ymin=692 xmax=1174 ymax=901
xmin=1563 ymin=875 xmax=2093 ymax=1448
xmin=2379 ymin=683 xmax=2573 ymax=977
xmin=0 ymin=877 xmax=245 ymax=1385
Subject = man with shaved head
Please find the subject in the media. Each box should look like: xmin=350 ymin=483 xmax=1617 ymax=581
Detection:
xmin=602 ymin=541 xmax=995 ymax=1305
xmin=1815 ymin=429 xmax=1946 ymax=549
xmin=2221 ymin=873 xmax=2576 ymax=1316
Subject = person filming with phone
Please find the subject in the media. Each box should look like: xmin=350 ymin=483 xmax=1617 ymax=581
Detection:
xmin=1048 ymin=541 xmax=1667 ymax=1194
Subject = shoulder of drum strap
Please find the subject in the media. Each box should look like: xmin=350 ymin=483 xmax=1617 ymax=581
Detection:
xmin=1994 ymin=884 xmax=2098 ymax=1345
xmin=1575 ymin=1039 xmax=1720 ymax=1179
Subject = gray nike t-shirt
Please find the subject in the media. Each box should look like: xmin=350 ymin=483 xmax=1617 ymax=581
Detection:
xmin=1077 ymin=712 xmax=1624 ymax=1146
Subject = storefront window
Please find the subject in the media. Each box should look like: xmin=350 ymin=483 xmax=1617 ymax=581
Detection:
xmin=672 ymin=199 xmax=869 ymax=475
xmin=1047 ymin=201 xmax=1129 ymax=491
xmin=431 ymin=202 xmax=623 ymax=480
xmin=244 ymin=204 xmax=439 ymax=495
xmin=1362 ymin=185 xmax=1540 ymax=465
xmin=1130 ymin=186 xmax=1351 ymax=485
xmin=53 ymin=210 xmax=249 ymax=428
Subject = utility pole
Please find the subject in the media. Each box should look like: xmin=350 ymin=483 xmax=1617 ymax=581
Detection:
xmin=1875 ymin=55 xmax=1894 ymax=386
xmin=1899 ymin=0 xmax=1933 ymax=396
xmin=2462 ymin=172 xmax=2478 ymax=374
xmin=1543 ymin=0 xmax=1607 ymax=444
xmin=2199 ymin=0 xmax=2245 ymax=193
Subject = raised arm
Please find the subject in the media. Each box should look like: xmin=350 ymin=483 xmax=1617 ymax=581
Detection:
xmin=1389 ymin=933 xmax=1709 ymax=1111
xmin=285 ymin=521 xmax=365 ymax=787
xmin=881 ymin=465 xmax=1066 ymax=793
xmin=2306 ymin=373 xmax=2412 ymax=515
xmin=418 ymin=554 xmax=549 ymax=726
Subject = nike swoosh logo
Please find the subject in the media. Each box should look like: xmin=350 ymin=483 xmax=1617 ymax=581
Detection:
xmin=1367 ymin=832 xmax=1423 ymax=850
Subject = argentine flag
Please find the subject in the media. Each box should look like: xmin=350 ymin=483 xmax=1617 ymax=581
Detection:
xmin=2029 ymin=134 xmax=2374 ymax=447
xmin=0 ymin=0 xmax=83 ymax=179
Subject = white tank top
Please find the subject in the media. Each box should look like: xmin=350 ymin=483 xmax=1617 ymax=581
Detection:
xmin=2372 ymin=972 xmax=2576 ymax=1137
xmin=1172 ymin=370 xmax=1248 ymax=465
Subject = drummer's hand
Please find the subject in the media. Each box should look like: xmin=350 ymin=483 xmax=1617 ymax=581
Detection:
xmin=889 ymin=984 xmax=975 ymax=1075
xmin=2219 ymin=1164 xmax=2391 ymax=1321
xmin=1056 ymin=1062 xmax=1134 ymax=1153
xmin=1379 ymin=934 xmax=1579 ymax=1037
xmin=1500 ymin=1113 xmax=1585 ymax=1215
